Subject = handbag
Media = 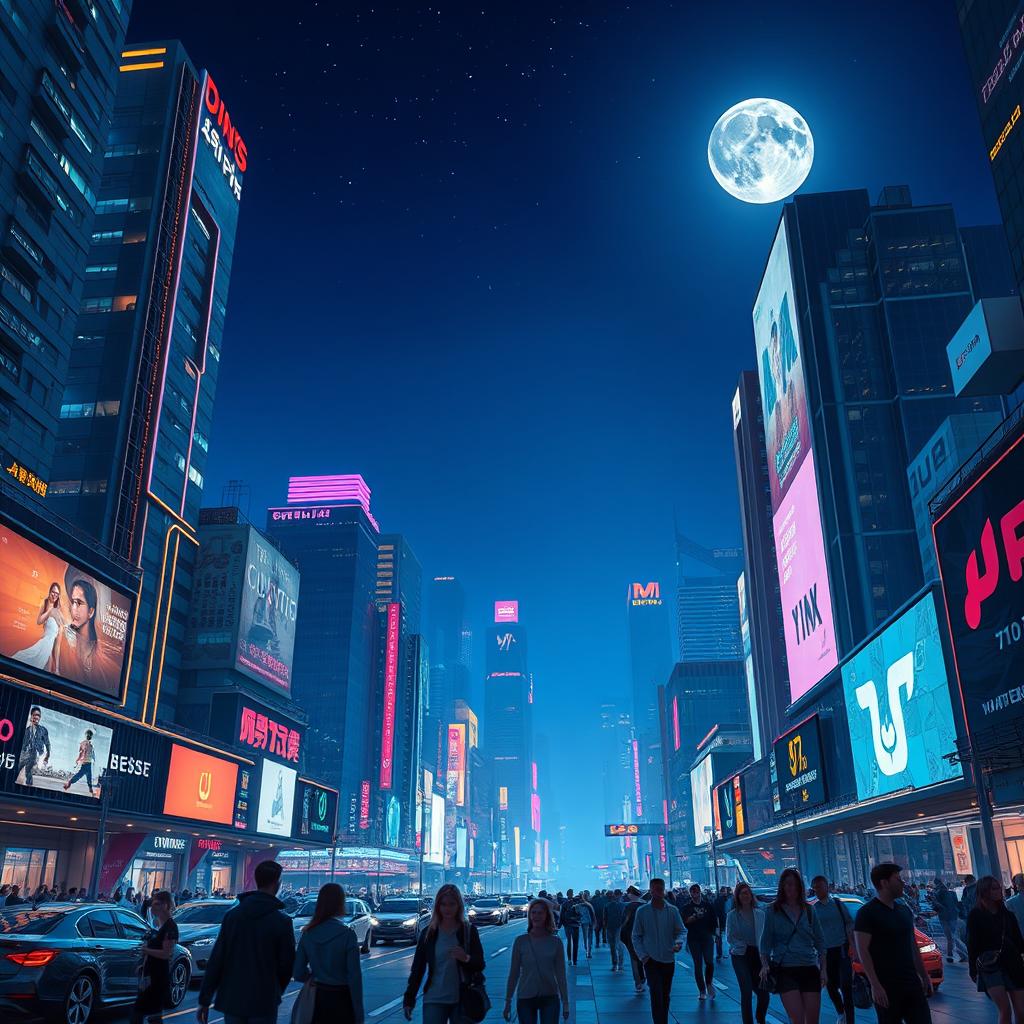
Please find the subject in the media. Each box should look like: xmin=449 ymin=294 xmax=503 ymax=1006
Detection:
xmin=851 ymin=973 xmax=872 ymax=1009
xmin=978 ymin=915 xmax=1006 ymax=972
xmin=458 ymin=927 xmax=491 ymax=1023
xmin=291 ymin=979 xmax=316 ymax=1024
xmin=763 ymin=908 xmax=807 ymax=994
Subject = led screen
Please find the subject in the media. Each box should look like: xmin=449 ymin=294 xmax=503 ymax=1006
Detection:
xmin=0 ymin=522 xmax=132 ymax=698
xmin=842 ymin=592 xmax=962 ymax=800
xmin=426 ymin=792 xmax=446 ymax=865
xmin=15 ymin=703 xmax=112 ymax=800
xmin=163 ymin=744 xmax=239 ymax=825
xmin=753 ymin=218 xmax=838 ymax=700
xmin=715 ymin=772 xmax=746 ymax=840
xmin=294 ymin=781 xmax=337 ymax=841
xmin=690 ymin=754 xmax=715 ymax=846
xmin=772 ymin=714 xmax=826 ymax=812
xmin=256 ymin=759 xmax=297 ymax=837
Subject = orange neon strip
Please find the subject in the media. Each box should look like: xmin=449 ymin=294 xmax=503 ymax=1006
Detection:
xmin=121 ymin=47 xmax=167 ymax=57
xmin=120 ymin=62 xmax=165 ymax=73
xmin=149 ymin=529 xmax=183 ymax=726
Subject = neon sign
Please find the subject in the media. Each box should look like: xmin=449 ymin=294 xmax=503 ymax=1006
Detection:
xmin=632 ymin=738 xmax=643 ymax=816
xmin=201 ymin=74 xmax=246 ymax=200
xmin=239 ymin=706 xmax=300 ymax=763
xmin=379 ymin=603 xmax=399 ymax=789
xmin=630 ymin=582 xmax=662 ymax=606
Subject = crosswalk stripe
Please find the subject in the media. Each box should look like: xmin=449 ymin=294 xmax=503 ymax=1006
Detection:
xmin=370 ymin=996 xmax=405 ymax=1017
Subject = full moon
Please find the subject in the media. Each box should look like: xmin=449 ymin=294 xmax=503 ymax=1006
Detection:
xmin=707 ymin=98 xmax=813 ymax=204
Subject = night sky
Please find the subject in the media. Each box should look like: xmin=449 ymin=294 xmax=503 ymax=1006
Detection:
xmin=129 ymin=0 xmax=1001 ymax=878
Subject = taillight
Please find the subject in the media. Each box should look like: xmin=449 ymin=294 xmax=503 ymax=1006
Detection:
xmin=6 ymin=949 xmax=58 ymax=967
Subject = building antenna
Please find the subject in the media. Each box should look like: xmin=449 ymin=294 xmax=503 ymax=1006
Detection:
xmin=221 ymin=479 xmax=251 ymax=518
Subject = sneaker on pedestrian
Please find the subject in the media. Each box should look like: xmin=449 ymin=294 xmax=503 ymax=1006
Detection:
xmin=698 ymin=991 xmax=707 ymax=1001
xmin=636 ymin=984 xmax=645 ymax=994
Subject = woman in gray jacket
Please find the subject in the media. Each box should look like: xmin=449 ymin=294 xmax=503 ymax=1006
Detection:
xmin=294 ymin=884 xmax=365 ymax=1024
xmin=726 ymin=882 xmax=768 ymax=1024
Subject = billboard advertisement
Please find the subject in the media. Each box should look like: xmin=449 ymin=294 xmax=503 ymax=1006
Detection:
xmin=256 ymin=759 xmax=297 ymax=837
xmin=0 ymin=521 xmax=132 ymax=698
xmin=841 ymin=592 xmax=962 ymax=801
xmin=934 ymin=431 xmax=1024 ymax=791
xmin=15 ymin=703 xmax=113 ymax=799
xmin=163 ymin=744 xmax=239 ymax=825
xmin=753 ymin=218 xmax=837 ymax=701
xmin=691 ymin=754 xmax=715 ymax=846
xmin=209 ymin=693 xmax=302 ymax=764
xmin=380 ymin=602 xmax=400 ymax=789
xmin=183 ymin=524 xmax=247 ymax=671
xmin=447 ymin=723 xmax=466 ymax=806
xmin=772 ymin=715 xmax=826 ymax=812
xmin=714 ymin=772 xmax=746 ymax=840
xmin=741 ymin=758 xmax=773 ymax=833
xmin=494 ymin=600 xmax=519 ymax=623
xmin=426 ymin=792 xmax=446 ymax=865
xmin=294 ymin=781 xmax=337 ymax=841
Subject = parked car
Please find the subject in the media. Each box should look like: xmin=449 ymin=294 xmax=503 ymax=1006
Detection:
xmin=468 ymin=897 xmax=509 ymax=926
xmin=172 ymin=899 xmax=238 ymax=983
xmin=291 ymin=896 xmax=373 ymax=954
xmin=370 ymin=898 xmax=431 ymax=945
xmin=808 ymin=893 xmax=943 ymax=993
xmin=506 ymin=896 xmax=531 ymax=920
xmin=0 ymin=903 xmax=191 ymax=1024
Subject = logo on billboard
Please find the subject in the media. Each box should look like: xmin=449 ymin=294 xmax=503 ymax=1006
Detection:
xmin=791 ymin=584 xmax=823 ymax=644
xmin=239 ymin=706 xmax=300 ymax=763
xmin=722 ymin=785 xmax=734 ymax=831
xmin=788 ymin=735 xmax=807 ymax=778
xmin=317 ymin=789 xmax=328 ymax=821
xmin=630 ymin=582 xmax=662 ymax=606
xmin=201 ymin=74 xmax=247 ymax=200
xmin=855 ymin=652 xmax=913 ymax=777
xmin=494 ymin=600 xmax=519 ymax=623
xmin=198 ymin=771 xmax=212 ymax=803
xmin=496 ymin=632 xmax=517 ymax=653
xmin=964 ymin=505 xmax=1024 ymax=630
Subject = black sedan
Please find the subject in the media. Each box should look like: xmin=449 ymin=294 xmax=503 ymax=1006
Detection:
xmin=0 ymin=903 xmax=191 ymax=1024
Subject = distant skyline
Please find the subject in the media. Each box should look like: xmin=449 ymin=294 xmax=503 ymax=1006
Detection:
xmin=128 ymin=0 xmax=1003 ymax=879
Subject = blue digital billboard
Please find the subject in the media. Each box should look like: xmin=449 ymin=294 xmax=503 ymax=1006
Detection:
xmin=841 ymin=592 xmax=962 ymax=801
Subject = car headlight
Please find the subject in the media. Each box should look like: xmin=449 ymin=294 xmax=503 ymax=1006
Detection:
xmin=919 ymin=943 xmax=937 ymax=954
xmin=403 ymin=917 xmax=418 ymax=927
xmin=468 ymin=908 xmax=477 ymax=916
xmin=191 ymin=937 xmax=216 ymax=949
xmin=370 ymin=917 xmax=380 ymax=927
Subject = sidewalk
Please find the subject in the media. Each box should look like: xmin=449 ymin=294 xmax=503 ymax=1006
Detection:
xmin=573 ymin=942 xmax=993 ymax=1024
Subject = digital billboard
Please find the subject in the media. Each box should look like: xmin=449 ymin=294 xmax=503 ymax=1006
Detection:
xmin=772 ymin=715 xmax=826 ymax=812
xmin=294 ymin=781 xmax=337 ymax=841
xmin=14 ymin=703 xmax=112 ymax=800
xmin=841 ymin=592 xmax=962 ymax=801
xmin=738 ymin=573 xmax=762 ymax=760
xmin=447 ymin=723 xmax=466 ymax=806
xmin=380 ymin=603 xmax=400 ymax=789
xmin=741 ymin=758 xmax=773 ymax=833
xmin=163 ymin=744 xmax=239 ymax=825
xmin=714 ymin=772 xmax=746 ymax=840
xmin=256 ymin=759 xmax=297 ymax=837
xmin=426 ymin=792 xmax=446 ymax=865
xmin=494 ymin=600 xmax=519 ymax=623
xmin=690 ymin=754 xmax=715 ymax=846
xmin=0 ymin=521 xmax=133 ymax=698
xmin=604 ymin=823 xmax=662 ymax=836
xmin=753 ymin=217 xmax=837 ymax=701
xmin=934 ymin=431 xmax=1024 ymax=788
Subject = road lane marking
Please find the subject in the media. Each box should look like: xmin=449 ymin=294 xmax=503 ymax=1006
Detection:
xmin=491 ymin=945 xmax=509 ymax=957
xmin=370 ymin=996 xmax=405 ymax=1017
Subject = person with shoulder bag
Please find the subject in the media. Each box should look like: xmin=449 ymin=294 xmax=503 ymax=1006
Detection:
xmin=504 ymin=899 xmax=569 ymax=1024
xmin=292 ymin=884 xmax=365 ymax=1024
xmin=967 ymin=875 xmax=1024 ymax=1024
xmin=727 ymin=882 xmax=768 ymax=1024
xmin=403 ymin=884 xmax=485 ymax=1024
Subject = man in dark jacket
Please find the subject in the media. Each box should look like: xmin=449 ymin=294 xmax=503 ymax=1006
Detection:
xmin=620 ymin=888 xmax=646 ymax=993
xmin=198 ymin=860 xmax=295 ymax=1024
xmin=604 ymin=890 xmax=626 ymax=971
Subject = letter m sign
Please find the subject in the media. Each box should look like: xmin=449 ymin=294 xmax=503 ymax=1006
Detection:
xmin=632 ymin=582 xmax=660 ymax=601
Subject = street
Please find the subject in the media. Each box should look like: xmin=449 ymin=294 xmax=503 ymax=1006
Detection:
xmin=95 ymin=921 xmax=993 ymax=1024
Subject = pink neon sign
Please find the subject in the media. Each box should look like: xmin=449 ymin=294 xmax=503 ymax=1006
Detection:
xmin=531 ymin=793 xmax=541 ymax=833
xmin=672 ymin=696 xmax=680 ymax=751
xmin=359 ymin=780 xmax=370 ymax=829
xmin=632 ymin=738 xmax=643 ymax=817
xmin=494 ymin=600 xmax=519 ymax=623
xmin=532 ymin=761 xmax=538 ymax=791
xmin=379 ymin=603 xmax=400 ymax=789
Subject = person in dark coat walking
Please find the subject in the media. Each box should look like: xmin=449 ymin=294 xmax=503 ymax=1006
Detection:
xmin=197 ymin=861 xmax=296 ymax=1024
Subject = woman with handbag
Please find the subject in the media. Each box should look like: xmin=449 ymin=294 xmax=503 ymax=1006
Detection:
xmin=967 ymin=875 xmax=1024 ymax=1024
xmin=727 ymin=882 xmax=768 ymax=1024
xmin=759 ymin=868 xmax=827 ymax=1024
xmin=403 ymin=884 xmax=485 ymax=1024
xmin=504 ymin=899 xmax=569 ymax=1024
xmin=131 ymin=890 xmax=178 ymax=1024
xmin=293 ymin=883 xmax=365 ymax=1024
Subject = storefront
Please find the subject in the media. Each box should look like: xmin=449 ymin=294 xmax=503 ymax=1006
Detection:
xmin=188 ymin=839 xmax=240 ymax=894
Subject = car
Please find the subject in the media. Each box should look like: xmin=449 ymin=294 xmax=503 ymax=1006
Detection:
xmin=0 ymin=902 xmax=192 ymax=1024
xmin=807 ymin=893 xmax=944 ymax=993
xmin=506 ymin=896 xmax=531 ymax=920
xmin=370 ymin=898 xmax=431 ymax=945
xmin=172 ymin=899 xmax=238 ymax=982
xmin=467 ymin=897 xmax=509 ymax=926
xmin=291 ymin=896 xmax=373 ymax=954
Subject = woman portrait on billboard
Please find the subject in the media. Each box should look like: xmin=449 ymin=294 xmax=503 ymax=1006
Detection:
xmin=60 ymin=576 xmax=119 ymax=693
xmin=11 ymin=582 xmax=65 ymax=675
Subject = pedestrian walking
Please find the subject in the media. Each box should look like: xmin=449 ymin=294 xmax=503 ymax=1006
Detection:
xmin=853 ymin=862 xmax=933 ymax=1024
xmin=714 ymin=887 xmax=730 ymax=960
xmin=293 ymin=883 xmax=365 ymax=1024
xmin=132 ymin=890 xmax=177 ymax=1024
xmin=560 ymin=891 xmax=581 ymax=966
xmin=1006 ymin=875 xmax=1024 ymax=939
xmin=604 ymin=890 xmax=625 ymax=971
xmin=931 ymin=879 xmax=967 ymax=963
xmin=811 ymin=875 xmax=854 ymax=1024
xmin=197 ymin=860 xmax=296 ymax=1024
xmin=966 ymin=875 xmax=1024 ymax=1024
xmin=727 ymin=882 xmax=768 ymax=1024
xmin=577 ymin=896 xmax=595 ymax=959
xmin=403 ymin=883 xmax=484 ymax=1024
xmin=759 ymin=868 xmax=827 ymax=1024
xmin=593 ymin=890 xmax=607 ymax=948
xmin=682 ymin=882 xmax=717 ymax=999
xmin=632 ymin=878 xmax=684 ymax=1024
xmin=621 ymin=887 xmax=647 ymax=994
xmin=503 ymin=899 xmax=569 ymax=1024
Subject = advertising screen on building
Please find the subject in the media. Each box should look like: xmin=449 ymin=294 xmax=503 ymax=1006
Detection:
xmin=0 ymin=522 xmax=133 ymax=698
xmin=235 ymin=530 xmax=299 ymax=695
xmin=842 ymin=592 xmax=962 ymax=801
xmin=256 ymin=758 xmax=297 ymax=837
xmin=691 ymin=754 xmax=715 ymax=846
xmin=494 ymin=600 xmax=519 ymax=623
xmin=426 ymin=792 xmax=446 ymax=865
xmin=604 ymin=823 xmax=662 ymax=836
xmin=934 ymin=432 xmax=1024 ymax=780
xmin=380 ymin=603 xmax=400 ymax=789
xmin=163 ymin=744 xmax=239 ymax=825
xmin=753 ymin=218 xmax=837 ymax=701
xmin=294 ymin=781 xmax=337 ymax=841
xmin=741 ymin=758 xmax=773 ymax=833
xmin=14 ymin=703 xmax=112 ymax=800
xmin=447 ymin=723 xmax=466 ymax=806
xmin=772 ymin=715 xmax=826 ymax=812
xmin=714 ymin=772 xmax=746 ymax=840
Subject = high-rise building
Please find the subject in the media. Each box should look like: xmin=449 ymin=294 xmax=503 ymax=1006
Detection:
xmin=0 ymin=0 xmax=130 ymax=493
xmin=49 ymin=44 xmax=247 ymax=723
xmin=266 ymin=475 xmax=380 ymax=839
xmin=732 ymin=370 xmax=790 ymax=756
xmin=674 ymin=534 xmax=743 ymax=662
xmin=426 ymin=576 xmax=468 ymax=728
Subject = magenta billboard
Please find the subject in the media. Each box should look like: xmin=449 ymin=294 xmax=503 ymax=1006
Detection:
xmin=754 ymin=217 xmax=838 ymax=702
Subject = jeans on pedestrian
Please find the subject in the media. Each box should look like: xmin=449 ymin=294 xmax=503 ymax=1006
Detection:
xmin=422 ymin=1003 xmax=462 ymax=1024
xmin=223 ymin=1016 xmax=278 ymax=1024
xmin=872 ymin=986 xmax=932 ymax=1024
xmin=824 ymin=946 xmax=853 ymax=1024
xmin=581 ymin=923 xmax=593 ymax=955
xmin=732 ymin=948 xmax=770 ymax=1024
xmin=565 ymin=925 xmax=580 ymax=963
xmin=67 ymin=762 xmax=93 ymax=789
xmin=687 ymin=934 xmax=715 ymax=994
xmin=940 ymin=920 xmax=967 ymax=960
xmin=607 ymin=925 xmax=623 ymax=968
xmin=628 ymin=948 xmax=646 ymax=987
xmin=518 ymin=994 xmax=560 ymax=1024
xmin=596 ymin=921 xmax=604 ymax=946
xmin=644 ymin=959 xmax=676 ymax=1024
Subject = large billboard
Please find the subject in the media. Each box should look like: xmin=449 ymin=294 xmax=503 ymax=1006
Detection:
xmin=294 ymin=781 xmax=337 ymax=841
xmin=714 ymin=771 xmax=746 ymax=840
xmin=256 ymin=758 xmax=297 ymax=837
xmin=934 ymin=431 xmax=1024 ymax=799
xmin=690 ymin=754 xmax=715 ymax=846
xmin=0 ymin=521 xmax=133 ymax=698
xmin=772 ymin=715 xmax=827 ymax=812
xmin=380 ymin=603 xmax=400 ymax=790
xmin=447 ymin=723 xmax=466 ymax=806
xmin=426 ymin=792 xmax=446 ymax=865
xmin=841 ymin=592 xmax=962 ymax=801
xmin=163 ymin=744 xmax=239 ymax=825
xmin=15 ymin=703 xmax=113 ymax=800
xmin=754 ymin=218 xmax=837 ymax=701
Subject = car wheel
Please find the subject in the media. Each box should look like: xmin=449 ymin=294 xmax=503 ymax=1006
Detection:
xmin=361 ymin=928 xmax=371 ymax=954
xmin=65 ymin=973 xmax=95 ymax=1024
xmin=169 ymin=959 xmax=190 ymax=1007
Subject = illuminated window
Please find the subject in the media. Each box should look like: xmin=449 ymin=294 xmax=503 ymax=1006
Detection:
xmin=60 ymin=402 xmax=93 ymax=418
xmin=48 ymin=480 xmax=82 ymax=496
xmin=91 ymin=229 xmax=123 ymax=243
xmin=85 ymin=264 xmax=117 ymax=276
xmin=188 ymin=466 xmax=204 ymax=488
xmin=94 ymin=400 xmax=119 ymax=416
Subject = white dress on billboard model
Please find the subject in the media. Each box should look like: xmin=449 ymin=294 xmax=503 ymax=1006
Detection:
xmin=12 ymin=615 xmax=60 ymax=670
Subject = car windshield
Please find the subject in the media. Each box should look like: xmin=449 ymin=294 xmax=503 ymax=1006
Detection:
xmin=509 ymin=898 xmax=529 ymax=905
xmin=381 ymin=901 xmax=420 ymax=913
xmin=476 ymin=899 xmax=502 ymax=907
xmin=176 ymin=904 xmax=233 ymax=925
xmin=0 ymin=909 xmax=65 ymax=934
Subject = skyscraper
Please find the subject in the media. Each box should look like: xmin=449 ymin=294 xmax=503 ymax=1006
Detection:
xmin=426 ymin=576 xmax=468 ymax=728
xmin=674 ymin=534 xmax=743 ymax=662
xmin=0 ymin=0 xmax=129 ymax=493
xmin=49 ymin=44 xmax=247 ymax=722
